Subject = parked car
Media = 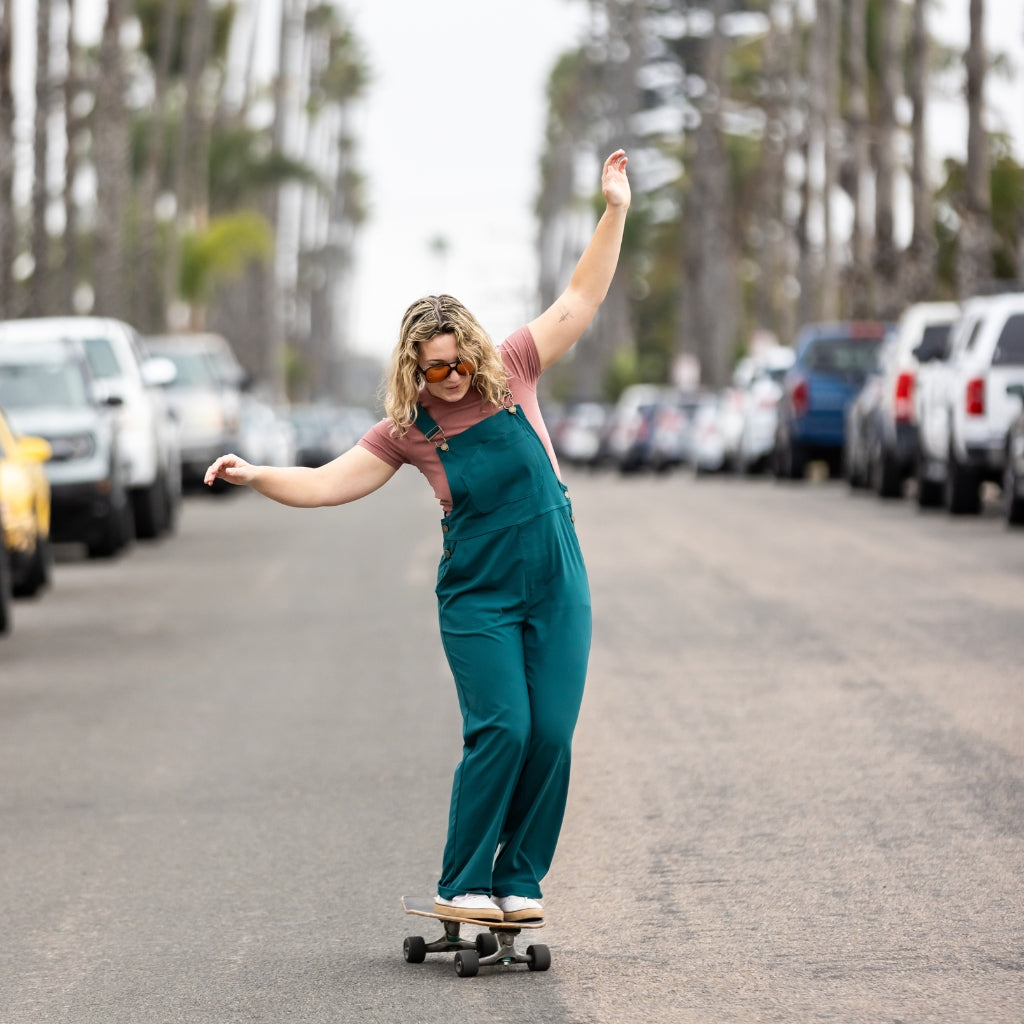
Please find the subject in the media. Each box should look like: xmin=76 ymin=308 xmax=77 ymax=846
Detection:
xmin=0 ymin=318 xmax=181 ymax=538
xmin=0 ymin=404 xmax=52 ymax=597
xmin=773 ymin=321 xmax=889 ymax=479
xmin=142 ymin=334 xmax=243 ymax=487
xmin=0 ymin=336 xmax=134 ymax=558
xmin=604 ymin=385 xmax=666 ymax=473
xmin=289 ymin=403 xmax=375 ymax=468
xmin=648 ymin=391 xmax=702 ymax=473
xmin=843 ymin=355 xmax=885 ymax=490
xmin=1004 ymin=383 xmax=1024 ymax=525
xmin=237 ymin=396 xmax=297 ymax=468
xmin=691 ymin=393 xmax=728 ymax=475
xmin=736 ymin=347 xmax=795 ymax=474
xmin=865 ymin=301 xmax=960 ymax=498
xmin=551 ymin=401 xmax=610 ymax=468
xmin=915 ymin=293 xmax=1024 ymax=513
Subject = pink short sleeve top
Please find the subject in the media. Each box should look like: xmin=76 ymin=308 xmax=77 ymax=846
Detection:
xmin=357 ymin=326 xmax=561 ymax=514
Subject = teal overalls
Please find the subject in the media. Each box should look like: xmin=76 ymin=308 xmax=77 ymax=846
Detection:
xmin=415 ymin=398 xmax=592 ymax=901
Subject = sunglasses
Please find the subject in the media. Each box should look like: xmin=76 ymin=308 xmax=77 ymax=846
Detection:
xmin=421 ymin=359 xmax=474 ymax=384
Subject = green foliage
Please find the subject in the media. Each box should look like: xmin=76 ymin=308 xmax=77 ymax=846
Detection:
xmin=603 ymin=348 xmax=641 ymax=403
xmin=208 ymin=127 xmax=322 ymax=212
xmin=133 ymin=0 xmax=236 ymax=76
xmin=935 ymin=134 xmax=1024 ymax=285
xmin=179 ymin=211 xmax=273 ymax=304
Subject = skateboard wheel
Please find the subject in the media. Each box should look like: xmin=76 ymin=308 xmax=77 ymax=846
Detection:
xmin=403 ymin=936 xmax=426 ymax=964
xmin=475 ymin=932 xmax=499 ymax=957
xmin=454 ymin=950 xmax=479 ymax=977
xmin=527 ymin=944 xmax=551 ymax=972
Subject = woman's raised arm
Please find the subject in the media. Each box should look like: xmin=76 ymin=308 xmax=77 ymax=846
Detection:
xmin=528 ymin=149 xmax=631 ymax=371
xmin=204 ymin=444 xmax=397 ymax=508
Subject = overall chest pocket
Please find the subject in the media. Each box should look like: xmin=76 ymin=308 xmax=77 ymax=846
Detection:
xmin=457 ymin=429 xmax=546 ymax=514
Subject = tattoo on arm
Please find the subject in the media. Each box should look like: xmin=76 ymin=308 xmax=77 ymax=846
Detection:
xmin=557 ymin=305 xmax=573 ymax=324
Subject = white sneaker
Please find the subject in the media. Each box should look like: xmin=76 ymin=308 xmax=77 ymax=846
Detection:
xmin=494 ymin=895 xmax=545 ymax=921
xmin=433 ymin=893 xmax=503 ymax=922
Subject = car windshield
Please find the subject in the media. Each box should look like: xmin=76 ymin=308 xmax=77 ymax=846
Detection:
xmin=155 ymin=350 xmax=218 ymax=388
xmin=81 ymin=337 xmax=122 ymax=379
xmin=0 ymin=359 xmax=91 ymax=409
xmin=803 ymin=336 xmax=883 ymax=374
xmin=993 ymin=314 xmax=1024 ymax=367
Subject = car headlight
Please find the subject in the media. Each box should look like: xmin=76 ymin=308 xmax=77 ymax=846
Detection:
xmin=47 ymin=433 xmax=96 ymax=460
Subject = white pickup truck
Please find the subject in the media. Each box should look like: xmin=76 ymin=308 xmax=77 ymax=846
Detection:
xmin=914 ymin=292 xmax=1024 ymax=513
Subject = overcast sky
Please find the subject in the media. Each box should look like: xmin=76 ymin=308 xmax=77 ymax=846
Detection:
xmin=9 ymin=0 xmax=1024 ymax=362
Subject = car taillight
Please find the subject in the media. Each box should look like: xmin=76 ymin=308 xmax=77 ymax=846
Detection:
xmin=790 ymin=377 xmax=809 ymax=417
xmin=895 ymin=371 xmax=915 ymax=422
xmin=965 ymin=378 xmax=985 ymax=416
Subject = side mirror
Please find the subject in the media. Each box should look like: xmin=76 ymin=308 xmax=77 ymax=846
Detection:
xmin=142 ymin=356 xmax=177 ymax=388
xmin=17 ymin=435 xmax=52 ymax=463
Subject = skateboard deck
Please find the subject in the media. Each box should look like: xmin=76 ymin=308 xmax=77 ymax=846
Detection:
xmin=401 ymin=896 xmax=550 ymax=977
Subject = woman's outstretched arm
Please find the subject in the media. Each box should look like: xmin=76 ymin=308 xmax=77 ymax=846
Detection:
xmin=204 ymin=444 xmax=397 ymax=508
xmin=528 ymin=149 xmax=631 ymax=371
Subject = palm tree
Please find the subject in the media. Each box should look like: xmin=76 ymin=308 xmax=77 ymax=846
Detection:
xmin=903 ymin=0 xmax=937 ymax=302
xmin=873 ymin=0 xmax=901 ymax=319
xmin=132 ymin=0 xmax=180 ymax=331
xmin=30 ymin=0 xmax=53 ymax=315
xmin=957 ymin=0 xmax=990 ymax=298
xmin=62 ymin=0 xmax=81 ymax=312
xmin=844 ymin=0 xmax=871 ymax=316
xmin=0 ymin=0 xmax=15 ymax=316
xmin=91 ymin=0 xmax=130 ymax=318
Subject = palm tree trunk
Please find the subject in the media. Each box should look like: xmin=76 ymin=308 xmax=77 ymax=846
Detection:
xmin=92 ymin=0 xmax=129 ymax=318
xmin=687 ymin=0 xmax=735 ymax=388
xmin=872 ymin=0 xmax=900 ymax=319
xmin=796 ymin=0 xmax=821 ymax=327
xmin=957 ymin=0 xmax=990 ymax=298
xmin=819 ymin=0 xmax=839 ymax=320
xmin=904 ymin=0 xmax=937 ymax=302
xmin=133 ymin=0 xmax=179 ymax=332
xmin=62 ymin=0 xmax=80 ymax=312
xmin=30 ymin=0 xmax=53 ymax=315
xmin=844 ymin=0 xmax=872 ymax=316
xmin=0 ymin=0 xmax=16 ymax=317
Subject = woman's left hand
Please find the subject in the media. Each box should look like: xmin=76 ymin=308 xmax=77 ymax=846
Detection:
xmin=601 ymin=149 xmax=630 ymax=210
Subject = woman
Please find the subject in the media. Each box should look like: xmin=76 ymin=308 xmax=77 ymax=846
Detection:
xmin=205 ymin=150 xmax=630 ymax=923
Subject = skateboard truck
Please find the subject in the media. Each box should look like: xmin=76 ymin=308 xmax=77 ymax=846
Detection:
xmin=401 ymin=897 xmax=550 ymax=977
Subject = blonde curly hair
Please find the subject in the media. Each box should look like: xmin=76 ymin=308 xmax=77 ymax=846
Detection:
xmin=383 ymin=294 xmax=509 ymax=436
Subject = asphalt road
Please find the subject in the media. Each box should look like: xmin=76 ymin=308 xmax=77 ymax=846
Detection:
xmin=2 ymin=468 xmax=1022 ymax=1024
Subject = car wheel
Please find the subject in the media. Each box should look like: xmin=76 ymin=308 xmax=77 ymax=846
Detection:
xmin=13 ymin=535 xmax=52 ymax=598
xmin=945 ymin=447 xmax=981 ymax=515
xmin=872 ymin=445 xmax=902 ymax=499
xmin=88 ymin=493 xmax=134 ymax=559
xmin=0 ymin=539 xmax=13 ymax=635
xmin=1005 ymin=452 xmax=1024 ymax=526
xmin=132 ymin=474 xmax=169 ymax=539
xmin=915 ymin=451 xmax=943 ymax=508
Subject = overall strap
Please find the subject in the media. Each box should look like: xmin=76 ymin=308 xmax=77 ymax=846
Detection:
xmin=412 ymin=404 xmax=443 ymax=442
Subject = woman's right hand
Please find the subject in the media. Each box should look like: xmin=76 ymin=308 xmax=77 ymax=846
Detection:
xmin=204 ymin=453 xmax=256 ymax=488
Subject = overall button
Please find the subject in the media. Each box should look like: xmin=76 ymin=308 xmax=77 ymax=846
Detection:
xmin=564 ymin=491 xmax=570 ymax=499
xmin=508 ymin=405 xmax=518 ymax=414
xmin=570 ymin=515 xmax=575 ymax=523
xmin=440 ymin=442 xmax=449 ymax=451
xmin=444 ymin=549 xmax=452 ymax=558
xmin=442 ymin=524 xmax=449 ymax=533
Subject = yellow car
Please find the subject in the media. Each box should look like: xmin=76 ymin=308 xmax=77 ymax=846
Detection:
xmin=0 ymin=405 xmax=52 ymax=615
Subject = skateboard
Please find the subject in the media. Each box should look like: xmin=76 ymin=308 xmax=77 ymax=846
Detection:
xmin=401 ymin=896 xmax=550 ymax=977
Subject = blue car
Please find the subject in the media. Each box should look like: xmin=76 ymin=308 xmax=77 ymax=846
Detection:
xmin=773 ymin=321 xmax=889 ymax=479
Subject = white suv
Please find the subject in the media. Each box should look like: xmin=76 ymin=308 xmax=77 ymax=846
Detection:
xmin=914 ymin=293 xmax=1024 ymax=513
xmin=0 ymin=317 xmax=182 ymax=538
